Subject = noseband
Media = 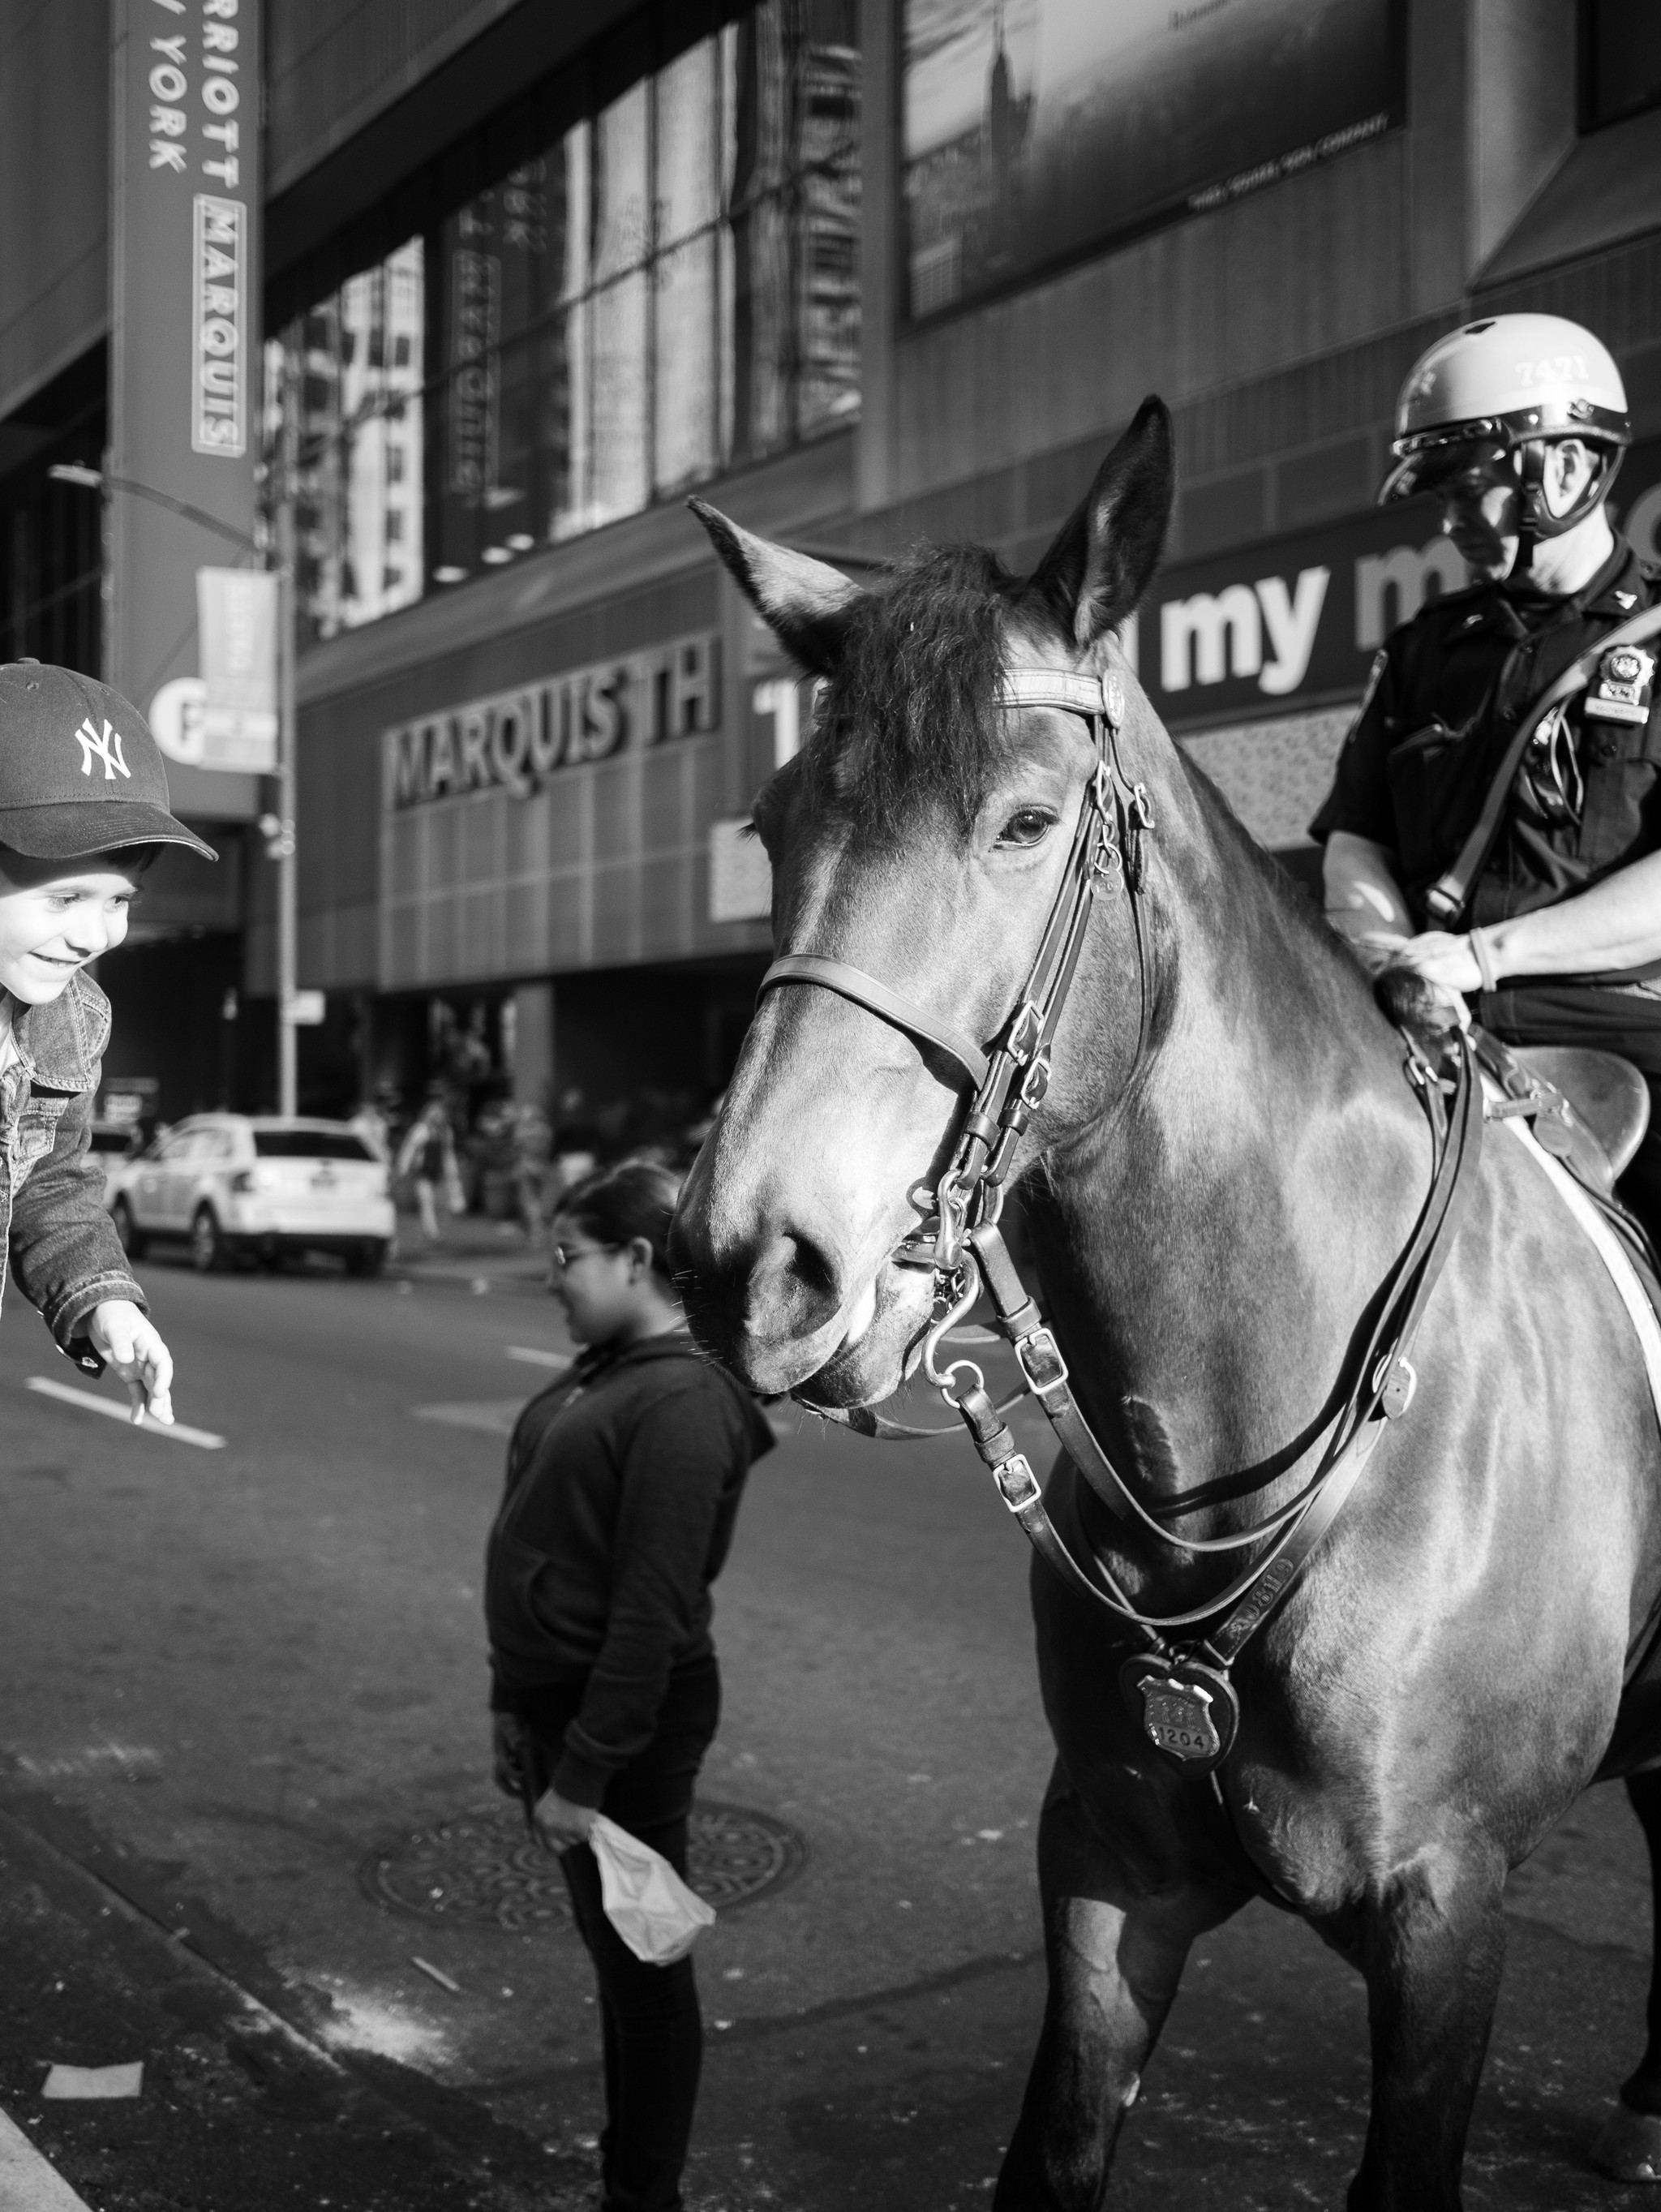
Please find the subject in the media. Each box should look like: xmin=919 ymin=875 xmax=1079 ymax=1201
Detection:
xmin=756 ymin=664 xmax=1482 ymax=1773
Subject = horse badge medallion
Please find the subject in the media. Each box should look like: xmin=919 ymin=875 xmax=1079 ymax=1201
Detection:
xmin=1120 ymin=1656 xmax=1240 ymax=1768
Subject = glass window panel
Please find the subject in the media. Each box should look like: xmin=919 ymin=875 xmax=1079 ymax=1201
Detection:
xmin=732 ymin=3 xmax=792 ymax=213
xmin=655 ymin=232 xmax=718 ymax=493
xmin=548 ymin=299 xmax=592 ymax=539
xmin=590 ymin=273 xmax=649 ymax=524
xmin=730 ymin=187 xmax=791 ymax=462
xmin=556 ymin=122 xmax=592 ymax=303
xmin=593 ymin=84 xmax=650 ymax=283
xmin=655 ymin=41 xmax=720 ymax=248
xmin=532 ymin=303 xmax=584 ymax=539
xmin=796 ymin=148 xmax=860 ymax=437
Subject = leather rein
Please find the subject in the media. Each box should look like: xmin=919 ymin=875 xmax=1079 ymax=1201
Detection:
xmin=758 ymin=667 xmax=1483 ymax=1771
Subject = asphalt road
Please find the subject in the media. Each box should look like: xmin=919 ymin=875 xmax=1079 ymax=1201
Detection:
xmin=0 ymin=1245 xmax=1656 ymax=2210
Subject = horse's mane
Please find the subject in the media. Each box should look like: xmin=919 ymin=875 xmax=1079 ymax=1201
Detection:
xmin=806 ymin=543 xmax=1037 ymax=839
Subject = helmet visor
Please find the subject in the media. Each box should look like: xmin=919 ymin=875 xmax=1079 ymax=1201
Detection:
xmin=1380 ymin=435 xmax=1513 ymax=507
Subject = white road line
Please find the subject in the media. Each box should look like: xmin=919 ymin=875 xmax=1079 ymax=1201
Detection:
xmin=25 ymin=1378 xmax=226 ymax=1451
xmin=0 ymin=2103 xmax=94 ymax=2210
xmin=505 ymin=1346 xmax=571 ymax=1370
xmin=412 ymin=1399 xmax=523 ymax=1437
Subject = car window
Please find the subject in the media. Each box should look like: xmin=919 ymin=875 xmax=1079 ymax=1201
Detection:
xmin=159 ymin=1129 xmax=199 ymax=1162
xmin=251 ymin=1130 xmax=374 ymax=1162
xmin=196 ymin=1129 xmax=235 ymax=1162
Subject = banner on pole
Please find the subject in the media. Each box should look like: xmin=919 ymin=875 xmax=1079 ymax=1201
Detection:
xmin=109 ymin=0 xmax=264 ymax=820
xmin=196 ymin=568 xmax=277 ymax=770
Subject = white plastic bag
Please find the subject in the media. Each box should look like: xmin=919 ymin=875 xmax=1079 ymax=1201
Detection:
xmin=589 ymin=1813 xmax=716 ymax=1964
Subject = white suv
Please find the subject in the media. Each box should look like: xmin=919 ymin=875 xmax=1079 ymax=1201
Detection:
xmin=107 ymin=1115 xmax=395 ymax=1275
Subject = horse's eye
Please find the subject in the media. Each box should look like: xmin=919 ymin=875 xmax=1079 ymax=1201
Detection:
xmin=996 ymin=807 xmax=1054 ymax=848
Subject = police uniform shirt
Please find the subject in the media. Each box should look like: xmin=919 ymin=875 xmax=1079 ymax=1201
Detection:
xmin=1310 ymin=537 xmax=1661 ymax=934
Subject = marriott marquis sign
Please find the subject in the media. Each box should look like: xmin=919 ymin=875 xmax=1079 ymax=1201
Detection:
xmin=385 ymin=633 xmax=719 ymax=810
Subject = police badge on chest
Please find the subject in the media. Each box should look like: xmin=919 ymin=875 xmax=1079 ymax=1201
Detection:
xmin=1585 ymin=643 xmax=1658 ymax=726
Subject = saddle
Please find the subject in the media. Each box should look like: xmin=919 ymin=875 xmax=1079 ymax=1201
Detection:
xmin=1477 ymin=1035 xmax=1650 ymax=1195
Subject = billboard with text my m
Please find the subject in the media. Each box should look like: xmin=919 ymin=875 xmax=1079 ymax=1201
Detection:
xmin=1131 ymin=436 xmax=1661 ymax=733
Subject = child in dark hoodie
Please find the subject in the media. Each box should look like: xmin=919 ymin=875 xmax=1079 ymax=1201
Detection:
xmin=485 ymin=1159 xmax=773 ymax=2212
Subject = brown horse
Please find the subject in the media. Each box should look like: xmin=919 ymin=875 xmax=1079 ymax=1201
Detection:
xmin=671 ymin=400 xmax=1661 ymax=2209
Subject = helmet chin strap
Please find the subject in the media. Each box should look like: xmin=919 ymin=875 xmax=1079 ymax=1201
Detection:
xmin=1514 ymin=440 xmax=1623 ymax=549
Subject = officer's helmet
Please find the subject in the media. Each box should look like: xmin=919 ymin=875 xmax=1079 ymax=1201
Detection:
xmin=1381 ymin=312 xmax=1631 ymax=537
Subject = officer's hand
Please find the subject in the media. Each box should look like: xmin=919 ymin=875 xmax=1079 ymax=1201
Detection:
xmin=88 ymin=1300 xmax=174 ymax=1425
xmin=1392 ymin=930 xmax=1483 ymax=999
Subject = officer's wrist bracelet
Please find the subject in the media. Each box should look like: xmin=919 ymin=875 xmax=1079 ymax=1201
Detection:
xmin=1467 ymin=928 xmax=1499 ymax=994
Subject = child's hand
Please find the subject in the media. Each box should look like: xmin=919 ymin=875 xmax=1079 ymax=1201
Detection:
xmin=87 ymin=1300 xmax=174 ymax=1425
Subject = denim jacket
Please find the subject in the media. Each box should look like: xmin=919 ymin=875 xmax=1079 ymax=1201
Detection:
xmin=3 ymin=973 xmax=144 ymax=1371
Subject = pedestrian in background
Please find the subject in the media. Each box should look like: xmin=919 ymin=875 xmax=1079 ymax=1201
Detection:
xmin=395 ymin=1095 xmax=453 ymax=1247
xmin=485 ymin=1160 xmax=773 ymax=2212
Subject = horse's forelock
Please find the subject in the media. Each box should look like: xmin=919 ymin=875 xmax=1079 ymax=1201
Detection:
xmin=805 ymin=543 xmax=1049 ymax=841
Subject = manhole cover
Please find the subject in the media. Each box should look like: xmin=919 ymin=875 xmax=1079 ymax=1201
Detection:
xmin=360 ymin=1798 xmax=807 ymax=1931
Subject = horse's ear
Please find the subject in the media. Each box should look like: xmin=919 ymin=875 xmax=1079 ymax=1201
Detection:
xmin=688 ymin=499 xmax=866 ymax=676
xmin=1030 ymin=397 xmax=1174 ymax=651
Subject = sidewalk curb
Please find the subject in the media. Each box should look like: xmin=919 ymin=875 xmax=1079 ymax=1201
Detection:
xmin=0 ymin=1792 xmax=580 ymax=2203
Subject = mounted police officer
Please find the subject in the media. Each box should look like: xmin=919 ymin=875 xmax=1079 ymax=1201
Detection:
xmin=1312 ymin=311 xmax=1661 ymax=1227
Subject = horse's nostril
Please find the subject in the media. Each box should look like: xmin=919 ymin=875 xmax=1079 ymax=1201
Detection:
xmin=766 ymin=1229 xmax=839 ymax=1308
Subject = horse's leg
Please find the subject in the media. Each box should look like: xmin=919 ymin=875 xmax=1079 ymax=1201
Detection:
xmin=994 ymin=1765 xmax=1238 ymax=2211
xmin=1593 ymin=1769 xmax=1661 ymax=2180
xmin=1346 ymin=1836 xmax=1509 ymax=2212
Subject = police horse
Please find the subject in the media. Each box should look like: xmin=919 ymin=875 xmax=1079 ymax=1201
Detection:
xmin=671 ymin=401 xmax=1661 ymax=2210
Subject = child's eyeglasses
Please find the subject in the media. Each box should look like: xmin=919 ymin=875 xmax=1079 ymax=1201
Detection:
xmin=551 ymin=1241 xmax=619 ymax=1272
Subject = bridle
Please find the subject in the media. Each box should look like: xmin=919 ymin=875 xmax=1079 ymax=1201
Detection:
xmin=758 ymin=664 xmax=1483 ymax=1772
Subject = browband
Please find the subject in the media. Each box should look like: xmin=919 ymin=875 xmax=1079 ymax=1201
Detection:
xmin=998 ymin=668 xmax=1125 ymax=719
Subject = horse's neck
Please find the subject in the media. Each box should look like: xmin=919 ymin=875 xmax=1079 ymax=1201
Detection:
xmin=1032 ymin=772 xmax=1431 ymax=1496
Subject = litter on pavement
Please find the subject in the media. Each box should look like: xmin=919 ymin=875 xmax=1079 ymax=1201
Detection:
xmin=41 ymin=2061 xmax=144 ymax=2099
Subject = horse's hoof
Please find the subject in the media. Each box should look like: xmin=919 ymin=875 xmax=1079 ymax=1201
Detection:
xmin=1594 ymin=2101 xmax=1661 ymax=2181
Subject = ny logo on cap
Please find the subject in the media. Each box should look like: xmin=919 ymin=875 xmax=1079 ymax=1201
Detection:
xmin=74 ymin=718 xmax=131 ymax=783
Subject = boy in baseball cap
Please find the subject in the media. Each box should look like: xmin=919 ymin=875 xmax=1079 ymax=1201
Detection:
xmin=0 ymin=661 xmax=218 ymax=1424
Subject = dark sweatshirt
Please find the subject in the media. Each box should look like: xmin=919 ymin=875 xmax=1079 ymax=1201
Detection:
xmin=485 ymin=1331 xmax=775 ymax=1806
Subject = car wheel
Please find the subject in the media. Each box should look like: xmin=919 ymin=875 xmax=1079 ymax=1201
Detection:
xmin=346 ymin=1239 xmax=388 ymax=1278
xmin=190 ymin=1205 xmax=225 ymax=1274
xmin=111 ymin=1197 xmax=146 ymax=1259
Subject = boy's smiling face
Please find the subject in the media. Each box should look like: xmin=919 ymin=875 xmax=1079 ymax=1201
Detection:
xmin=0 ymin=848 xmax=141 ymax=1006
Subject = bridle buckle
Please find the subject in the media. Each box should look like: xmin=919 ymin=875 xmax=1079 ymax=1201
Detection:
xmin=1006 ymin=1001 xmax=1043 ymax=1064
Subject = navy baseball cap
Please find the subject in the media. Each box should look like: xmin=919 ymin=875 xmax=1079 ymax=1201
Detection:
xmin=0 ymin=662 xmax=216 ymax=862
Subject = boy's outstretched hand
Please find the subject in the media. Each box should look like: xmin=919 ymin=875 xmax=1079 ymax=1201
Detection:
xmin=88 ymin=1299 xmax=174 ymax=1425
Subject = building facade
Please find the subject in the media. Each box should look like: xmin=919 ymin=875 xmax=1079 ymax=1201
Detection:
xmin=2 ymin=0 xmax=1659 ymax=1132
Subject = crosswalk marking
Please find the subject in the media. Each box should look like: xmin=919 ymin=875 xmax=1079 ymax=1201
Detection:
xmin=0 ymin=2103 xmax=94 ymax=2210
xmin=25 ymin=1378 xmax=226 ymax=1451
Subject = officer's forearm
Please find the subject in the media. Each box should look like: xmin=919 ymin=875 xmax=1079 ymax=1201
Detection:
xmin=1322 ymin=831 xmax=1414 ymax=943
xmin=1483 ymin=852 xmax=1661 ymax=978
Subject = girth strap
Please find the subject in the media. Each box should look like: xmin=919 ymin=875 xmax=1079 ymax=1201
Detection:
xmin=758 ymin=955 xmax=991 ymax=1089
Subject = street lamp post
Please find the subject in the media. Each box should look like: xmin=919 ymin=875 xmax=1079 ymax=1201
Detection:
xmin=49 ymin=460 xmax=300 ymax=1118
